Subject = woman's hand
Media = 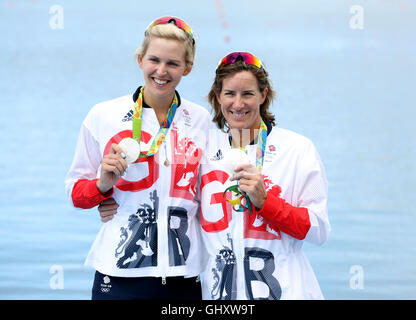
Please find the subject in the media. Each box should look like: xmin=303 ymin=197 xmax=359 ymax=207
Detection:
xmin=98 ymin=197 xmax=119 ymax=222
xmin=230 ymin=163 xmax=267 ymax=209
xmin=96 ymin=143 xmax=128 ymax=194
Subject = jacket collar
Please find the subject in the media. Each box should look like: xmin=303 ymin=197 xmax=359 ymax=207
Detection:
xmin=132 ymin=86 xmax=182 ymax=109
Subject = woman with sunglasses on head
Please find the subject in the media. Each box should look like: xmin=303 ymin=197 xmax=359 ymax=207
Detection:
xmin=65 ymin=17 xmax=212 ymax=300
xmin=199 ymin=52 xmax=330 ymax=299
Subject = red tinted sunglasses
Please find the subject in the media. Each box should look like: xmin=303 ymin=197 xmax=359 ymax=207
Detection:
xmin=146 ymin=16 xmax=195 ymax=45
xmin=218 ymin=52 xmax=264 ymax=69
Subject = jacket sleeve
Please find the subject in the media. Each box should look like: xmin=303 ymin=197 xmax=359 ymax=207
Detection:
xmin=255 ymin=139 xmax=330 ymax=245
xmin=296 ymin=140 xmax=330 ymax=245
xmin=64 ymin=120 xmax=113 ymax=209
xmin=253 ymin=186 xmax=311 ymax=240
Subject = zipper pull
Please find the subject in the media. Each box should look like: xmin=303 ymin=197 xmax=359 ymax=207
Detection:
xmin=162 ymin=276 xmax=166 ymax=285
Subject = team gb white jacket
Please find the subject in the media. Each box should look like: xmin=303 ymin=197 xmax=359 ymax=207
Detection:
xmin=65 ymin=89 xmax=213 ymax=278
xmin=199 ymin=124 xmax=330 ymax=299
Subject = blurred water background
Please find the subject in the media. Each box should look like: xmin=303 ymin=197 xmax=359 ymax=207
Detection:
xmin=0 ymin=0 xmax=415 ymax=299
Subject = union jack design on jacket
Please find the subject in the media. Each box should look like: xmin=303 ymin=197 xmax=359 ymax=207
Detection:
xmin=65 ymin=88 xmax=212 ymax=278
xmin=199 ymin=124 xmax=330 ymax=300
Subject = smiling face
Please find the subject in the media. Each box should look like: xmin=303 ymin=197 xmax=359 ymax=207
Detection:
xmin=216 ymin=71 xmax=268 ymax=135
xmin=138 ymin=37 xmax=192 ymax=107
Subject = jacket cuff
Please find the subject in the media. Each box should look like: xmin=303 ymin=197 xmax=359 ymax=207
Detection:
xmin=71 ymin=179 xmax=114 ymax=209
xmin=254 ymin=192 xmax=283 ymax=221
xmin=253 ymin=192 xmax=311 ymax=240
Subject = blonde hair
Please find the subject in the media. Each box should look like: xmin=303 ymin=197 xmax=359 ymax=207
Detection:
xmin=135 ymin=23 xmax=196 ymax=65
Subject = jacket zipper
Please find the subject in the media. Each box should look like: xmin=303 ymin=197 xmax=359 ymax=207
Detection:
xmin=158 ymin=141 xmax=170 ymax=280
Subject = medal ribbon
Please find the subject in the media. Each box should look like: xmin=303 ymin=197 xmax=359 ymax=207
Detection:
xmin=256 ymin=118 xmax=268 ymax=171
xmin=132 ymin=86 xmax=178 ymax=157
xmin=224 ymin=118 xmax=268 ymax=213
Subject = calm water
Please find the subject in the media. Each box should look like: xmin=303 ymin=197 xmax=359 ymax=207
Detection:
xmin=1 ymin=0 xmax=415 ymax=299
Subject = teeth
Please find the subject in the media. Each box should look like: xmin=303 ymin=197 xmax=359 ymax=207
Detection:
xmin=232 ymin=112 xmax=247 ymax=117
xmin=154 ymin=78 xmax=168 ymax=85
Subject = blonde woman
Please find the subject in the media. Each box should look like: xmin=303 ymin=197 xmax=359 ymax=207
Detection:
xmin=65 ymin=17 xmax=212 ymax=300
